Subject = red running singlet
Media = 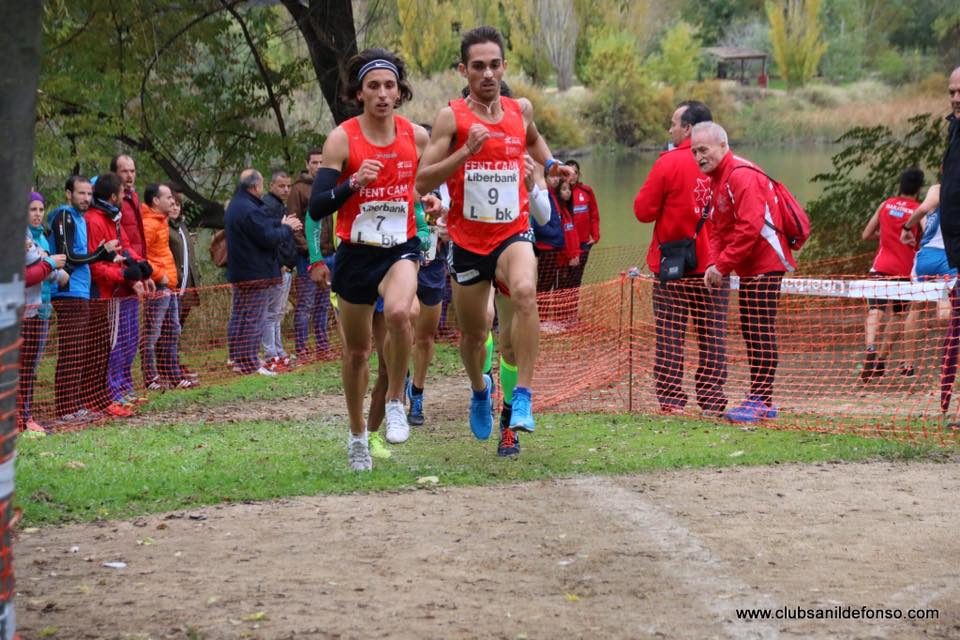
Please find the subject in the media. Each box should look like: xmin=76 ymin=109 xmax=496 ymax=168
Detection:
xmin=871 ymin=196 xmax=921 ymax=277
xmin=336 ymin=115 xmax=418 ymax=247
xmin=446 ymin=97 xmax=529 ymax=256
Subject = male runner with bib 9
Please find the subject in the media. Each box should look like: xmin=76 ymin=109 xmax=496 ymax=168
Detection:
xmin=308 ymin=48 xmax=429 ymax=471
xmin=417 ymin=26 xmax=574 ymax=440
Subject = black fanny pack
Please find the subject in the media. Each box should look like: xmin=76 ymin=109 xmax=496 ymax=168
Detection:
xmin=657 ymin=205 xmax=710 ymax=283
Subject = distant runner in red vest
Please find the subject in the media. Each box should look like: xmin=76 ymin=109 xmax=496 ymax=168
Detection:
xmin=859 ymin=168 xmax=923 ymax=382
xmin=307 ymin=48 xmax=430 ymax=472
xmin=417 ymin=26 xmax=574 ymax=444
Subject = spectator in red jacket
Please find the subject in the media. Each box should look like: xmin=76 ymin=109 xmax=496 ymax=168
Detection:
xmin=85 ymin=172 xmax=153 ymax=418
xmin=107 ymin=154 xmax=148 ymax=408
xmin=563 ymin=159 xmax=599 ymax=288
xmin=694 ymin=121 xmax=797 ymax=424
xmin=633 ymin=100 xmax=727 ymax=415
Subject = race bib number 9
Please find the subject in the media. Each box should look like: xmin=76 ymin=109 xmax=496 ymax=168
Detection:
xmin=464 ymin=168 xmax=520 ymax=224
xmin=351 ymin=200 xmax=409 ymax=247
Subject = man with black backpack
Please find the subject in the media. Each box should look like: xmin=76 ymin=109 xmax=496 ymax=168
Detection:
xmin=633 ymin=101 xmax=728 ymax=416
xmin=693 ymin=121 xmax=803 ymax=424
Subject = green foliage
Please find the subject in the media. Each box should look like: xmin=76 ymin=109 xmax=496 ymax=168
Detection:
xmin=766 ymin=0 xmax=828 ymax=88
xmin=396 ymin=0 xmax=460 ymax=74
xmin=37 ymin=1 xmax=322 ymax=222
xmin=681 ymin=0 xmax=763 ymax=46
xmin=509 ymin=81 xmax=585 ymax=150
xmin=805 ymin=114 xmax=946 ymax=259
xmin=579 ymin=30 xmax=674 ymax=146
xmin=501 ymin=0 xmax=554 ymax=84
xmin=647 ymin=21 xmax=702 ymax=89
xmin=18 ymin=409 xmax=936 ymax=525
xmin=818 ymin=0 xmax=867 ymax=83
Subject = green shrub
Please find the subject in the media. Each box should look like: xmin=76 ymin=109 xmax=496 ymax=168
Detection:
xmin=510 ymin=80 xmax=585 ymax=151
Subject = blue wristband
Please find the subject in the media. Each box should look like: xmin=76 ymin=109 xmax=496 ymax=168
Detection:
xmin=545 ymin=158 xmax=557 ymax=174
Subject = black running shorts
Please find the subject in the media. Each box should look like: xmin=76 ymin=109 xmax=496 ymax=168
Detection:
xmin=332 ymin=237 xmax=420 ymax=305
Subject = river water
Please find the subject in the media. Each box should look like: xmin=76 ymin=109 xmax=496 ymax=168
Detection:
xmin=575 ymin=145 xmax=839 ymax=257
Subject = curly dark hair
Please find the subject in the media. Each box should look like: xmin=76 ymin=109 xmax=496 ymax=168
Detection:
xmin=341 ymin=48 xmax=413 ymax=111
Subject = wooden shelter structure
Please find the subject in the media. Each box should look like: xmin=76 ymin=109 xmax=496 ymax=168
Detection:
xmin=703 ymin=47 xmax=768 ymax=86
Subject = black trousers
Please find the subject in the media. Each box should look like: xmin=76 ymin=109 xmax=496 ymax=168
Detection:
xmin=652 ymin=277 xmax=729 ymax=412
xmin=737 ymin=273 xmax=784 ymax=405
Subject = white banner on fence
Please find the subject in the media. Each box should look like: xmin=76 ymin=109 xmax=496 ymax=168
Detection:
xmin=727 ymin=276 xmax=954 ymax=302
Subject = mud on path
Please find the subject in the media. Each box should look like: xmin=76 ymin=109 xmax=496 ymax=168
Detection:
xmin=16 ymin=461 xmax=960 ymax=640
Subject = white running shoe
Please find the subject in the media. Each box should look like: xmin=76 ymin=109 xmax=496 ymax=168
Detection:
xmin=256 ymin=366 xmax=278 ymax=377
xmin=348 ymin=436 xmax=372 ymax=471
xmin=385 ymin=400 xmax=410 ymax=444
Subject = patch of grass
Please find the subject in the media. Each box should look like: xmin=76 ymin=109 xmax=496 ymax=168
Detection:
xmin=16 ymin=411 xmax=945 ymax=526
xmin=138 ymin=343 xmax=463 ymax=415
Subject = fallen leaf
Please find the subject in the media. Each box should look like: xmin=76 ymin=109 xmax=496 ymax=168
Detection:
xmin=76 ymin=584 xmax=91 ymax=594
xmin=64 ymin=461 xmax=86 ymax=470
xmin=102 ymin=562 xmax=127 ymax=569
xmin=156 ymin=523 xmax=168 ymax=530
xmin=136 ymin=537 xmax=156 ymax=546
xmin=416 ymin=476 xmax=439 ymax=485
xmin=38 ymin=627 xmax=58 ymax=638
xmin=564 ymin=593 xmax=581 ymax=602
xmin=242 ymin=611 xmax=268 ymax=622
xmin=206 ymin=596 xmax=220 ymax=606
xmin=729 ymin=450 xmax=745 ymax=458
xmin=22 ymin=527 xmax=39 ymax=534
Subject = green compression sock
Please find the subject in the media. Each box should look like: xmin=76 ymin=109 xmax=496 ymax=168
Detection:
xmin=483 ymin=331 xmax=494 ymax=374
xmin=499 ymin=357 xmax=518 ymax=405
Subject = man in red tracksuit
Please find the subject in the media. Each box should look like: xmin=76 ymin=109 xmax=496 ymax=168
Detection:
xmin=693 ymin=121 xmax=797 ymax=424
xmin=634 ymin=101 xmax=727 ymax=415
xmin=85 ymin=172 xmax=154 ymax=418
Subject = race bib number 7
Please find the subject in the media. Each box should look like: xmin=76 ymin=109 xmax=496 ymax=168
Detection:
xmin=351 ymin=200 xmax=408 ymax=247
xmin=464 ymin=168 xmax=520 ymax=224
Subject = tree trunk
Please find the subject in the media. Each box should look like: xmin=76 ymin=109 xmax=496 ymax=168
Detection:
xmin=0 ymin=1 xmax=44 ymax=637
xmin=537 ymin=0 xmax=578 ymax=92
xmin=281 ymin=0 xmax=359 ymax=125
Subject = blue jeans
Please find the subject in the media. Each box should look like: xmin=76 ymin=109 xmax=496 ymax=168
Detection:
xmin=294 ymin=255 xmax=334 ymax=354
xmin=261 ymin=272 xmax=293 ymax=360
xmin=228 ymin=283 xmax=272 ymax=374
xmin=108 ymin=297 xmax=139 ymax=401
xmin=143 ymin=291 xmax=183 ymax=381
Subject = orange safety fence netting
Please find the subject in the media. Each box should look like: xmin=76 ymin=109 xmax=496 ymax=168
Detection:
xmin=12 ymin=245 xmax=960 ymax=444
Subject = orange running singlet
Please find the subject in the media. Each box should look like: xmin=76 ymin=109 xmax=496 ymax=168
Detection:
xmin=336 ymin=115 xmax=418 ymax=247
xmin=446 ymin=97 xmax=529 ymax=256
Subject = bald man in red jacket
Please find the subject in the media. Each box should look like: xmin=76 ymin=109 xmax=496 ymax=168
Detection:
xmin=694 ymin=121 xmax=796 ymax=424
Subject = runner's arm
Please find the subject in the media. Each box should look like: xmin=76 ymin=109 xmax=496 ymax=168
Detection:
xmin=861 ymin=204 xmax=883 ymax=241
xmin=308 ymin=127 xmax=354 ymax=221
xmin=520 ymin=99 xmax=575 ymax=181
xmin=528 ymin=184 xmax=551 ymax=226
xmin=416 ymin=107 xmax=470 ymax=193
xmin=903 ymin=184 xmax=940 ymax=231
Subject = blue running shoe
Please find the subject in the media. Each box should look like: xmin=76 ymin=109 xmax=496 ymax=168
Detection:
xmin=509 ymin=386 xmax=535 ymax=432
xmin=469 ymin=375 xmax=493 ymax=440
xmin=724 ymin=396 xmax=778 ymax=424
xmin=407 ymin=384 xmax=425 ymax=426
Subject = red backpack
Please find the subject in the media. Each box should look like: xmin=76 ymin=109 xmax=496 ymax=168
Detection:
xmin=729 ymin=165 xmax=811 ymax=251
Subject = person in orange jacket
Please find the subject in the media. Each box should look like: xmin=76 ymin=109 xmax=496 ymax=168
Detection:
xmin=140 ymin=183 xmax=194 ymax=389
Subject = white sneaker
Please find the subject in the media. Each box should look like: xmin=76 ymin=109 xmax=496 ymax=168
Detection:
xmin=256 ymin=366 xmax=278 ymax=377
xmin=348 ymin=435 xmax=372 ymax=471
xmin=385 ymin=400 xmax=410 ymax=444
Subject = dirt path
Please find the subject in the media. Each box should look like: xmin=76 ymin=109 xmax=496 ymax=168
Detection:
xmin=16 ymin=461 xmax=960 ymax=639
xmin=126 ymin=370 xmax=475 ymax=429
